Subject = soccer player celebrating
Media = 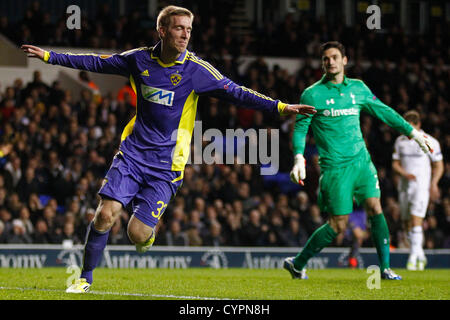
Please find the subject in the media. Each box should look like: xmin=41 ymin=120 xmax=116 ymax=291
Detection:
xmin=392 ymin=110 xmax=443 ymax=271
xmin=22 ymin=6 xmax=315 ymax=293
xmin=284 ymin=41 xmax=433 ymax=280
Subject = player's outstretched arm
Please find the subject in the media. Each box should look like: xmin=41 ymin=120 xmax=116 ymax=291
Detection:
xmin=280 ymin=104 xmax=316 ymax=116
xmin=290 ymin=90 xmax=314 ymax=186
xmin=190 ymin=56 xmax=316 ymax=115
xmin=21 ymin=44 xmax=46 ymax=60
xmin=21 ymin=44 xmax=130 ymax=77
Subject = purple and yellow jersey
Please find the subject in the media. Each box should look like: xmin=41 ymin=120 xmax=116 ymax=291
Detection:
xmin=45 ymin=42 xmax=288 ymax=172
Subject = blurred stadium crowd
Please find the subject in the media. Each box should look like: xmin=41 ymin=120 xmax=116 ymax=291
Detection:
xmin=0 ymin=2 xmax=449 ymax=250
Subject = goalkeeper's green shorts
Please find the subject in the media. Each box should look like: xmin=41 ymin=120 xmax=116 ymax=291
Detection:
xmin=318 ymin=158 xmax=380 ymax=215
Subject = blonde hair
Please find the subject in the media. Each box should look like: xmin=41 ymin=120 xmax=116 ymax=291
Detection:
xmin=403 ymin=110 xmax=421 ymax=125
xmin=156 ymin=5 xmax=194 ymax=31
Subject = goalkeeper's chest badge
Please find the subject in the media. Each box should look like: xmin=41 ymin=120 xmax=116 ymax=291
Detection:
xmin=170 ymin=73 xmax=182 ymax=86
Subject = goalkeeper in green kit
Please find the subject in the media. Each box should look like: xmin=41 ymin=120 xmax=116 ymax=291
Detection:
xmin=284 ymin=41 xmax=433 ymax=280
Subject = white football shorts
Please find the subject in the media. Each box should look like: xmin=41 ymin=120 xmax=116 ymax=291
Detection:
xmin=398 ymin=188 xmax=429 ymax=219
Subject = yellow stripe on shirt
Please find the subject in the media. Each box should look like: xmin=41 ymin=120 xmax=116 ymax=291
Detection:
xmin=171 ymin=171 xmax=184 ymax=183
xmin=240 ymin=86 xmax=275 ymax=101
xmin=129 ymin=75 xmax=137 ymax=94
xmin=171 ymin=90 xmax=199 ymax=171
xmin=120 ymin=115 xmax=136 ymax=142
xmin=120 ymin=47 xmax=148 ymax=56
xmin=43 ymin=51 xmax=50 ymax=63
xmin=187 ymin=54 xmax=223 ymax=81
xmin=277 ymin=102 xmax=288 ymax=115
xmin=191 ymin=55 xmax=223 ymax=80
xmin=120 ymin=75 xmax=137 ymax=143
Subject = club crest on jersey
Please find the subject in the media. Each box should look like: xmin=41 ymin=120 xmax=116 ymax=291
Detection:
xmin=170 ymin=73 xmax=182 ymax=86
xmin=141 ymin=84 xmax=175 ymax=107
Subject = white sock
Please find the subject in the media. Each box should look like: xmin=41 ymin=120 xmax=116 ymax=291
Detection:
xmin=409 ymin=226 xmax=425 ymax=260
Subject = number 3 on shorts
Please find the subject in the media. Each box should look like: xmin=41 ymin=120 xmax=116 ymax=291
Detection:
xmin=151 ymin=201 xmax=168 ymax=220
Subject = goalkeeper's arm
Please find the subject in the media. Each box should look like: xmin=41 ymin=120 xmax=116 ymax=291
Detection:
xmin=290 ymin=91 xmax=314 ymax=185
xmin=360 ymin=82 xmax=432 ymax=154
xmin=290 ymin=118 xmax=309 ymax=185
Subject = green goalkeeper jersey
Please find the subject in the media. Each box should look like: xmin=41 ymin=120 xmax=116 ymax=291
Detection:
xmin=293 ymin=75 xmax=413 ymax=169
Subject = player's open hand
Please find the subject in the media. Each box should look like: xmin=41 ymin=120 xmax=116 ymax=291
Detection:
xmin=283 ymin=104 xmax=316 ymax=116
xmin=21 ymin=44 xmax=46 ymax=60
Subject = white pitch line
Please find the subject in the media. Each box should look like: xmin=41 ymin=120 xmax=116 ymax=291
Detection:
xmin=0 ymin=286 xmax=236 ymax=300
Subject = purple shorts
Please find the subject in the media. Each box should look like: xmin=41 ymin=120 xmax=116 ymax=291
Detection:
xmin=348 ymin=208 xmax=367 ymax=231
xmin=98 ymin=152 xmax=183 ymax=228
xmin=345 ymin=208 xmax=367 ymax=239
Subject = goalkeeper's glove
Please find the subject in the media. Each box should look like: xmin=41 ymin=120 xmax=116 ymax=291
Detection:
xmin=290 ymin=154 xmax=306 ymax=186
xmin=410 ymin=128 xmax=433 ymax=153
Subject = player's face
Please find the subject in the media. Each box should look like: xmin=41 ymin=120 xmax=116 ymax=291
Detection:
xmin=322 ymin=48 xmax=347 ymax=76
xmin=161 ymin=15 xmax=192 ymax=54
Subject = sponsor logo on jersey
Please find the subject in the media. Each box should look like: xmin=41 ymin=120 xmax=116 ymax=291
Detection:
xmin=141 ymin=85 xmax=175 ymax=107
xmin=323 ymin=107 xmax=359 ymax=117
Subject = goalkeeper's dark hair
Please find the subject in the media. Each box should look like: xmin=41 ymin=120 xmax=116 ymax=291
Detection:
xmin=403 ymin=110 xmax=421 ymax=125
xmin=320 ymin=41 xmax=346 ymax=58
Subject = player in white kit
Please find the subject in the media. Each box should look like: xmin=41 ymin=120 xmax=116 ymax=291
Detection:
xmin=392 ymin=110 xmax=444 ymax=270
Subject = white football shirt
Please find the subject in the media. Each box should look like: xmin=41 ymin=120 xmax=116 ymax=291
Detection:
xmin=392 ymin=130 xmax=443 ymax=193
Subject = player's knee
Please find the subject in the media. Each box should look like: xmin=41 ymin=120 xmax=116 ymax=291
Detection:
xmin=366 ymin=206 xmax=381 ymax=217
xmin=128 ymin=228 xmax=152 ymax=244
xmin=329 ymin=216 xmax=348 ymax=234
xmin=364 ymin=198 xmax=382 ymax=216
xmin=96 ymin=207 xmax=116 ymax=228
xmin=336 ymin=222 xmax=347 ymax=234
xmin=127 ymin=215 xmax=155 ymax=244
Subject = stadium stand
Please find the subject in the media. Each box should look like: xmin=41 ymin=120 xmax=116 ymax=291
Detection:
xmin=0 ymin=1 xmax=448 ymax=251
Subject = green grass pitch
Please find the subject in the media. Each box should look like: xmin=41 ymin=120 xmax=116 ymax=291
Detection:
xmin=1 ymin=268 xmax=449 ymax=300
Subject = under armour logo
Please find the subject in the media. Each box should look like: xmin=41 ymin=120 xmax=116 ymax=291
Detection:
xmin=326 ymin=99 xmax=335 ymax=105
